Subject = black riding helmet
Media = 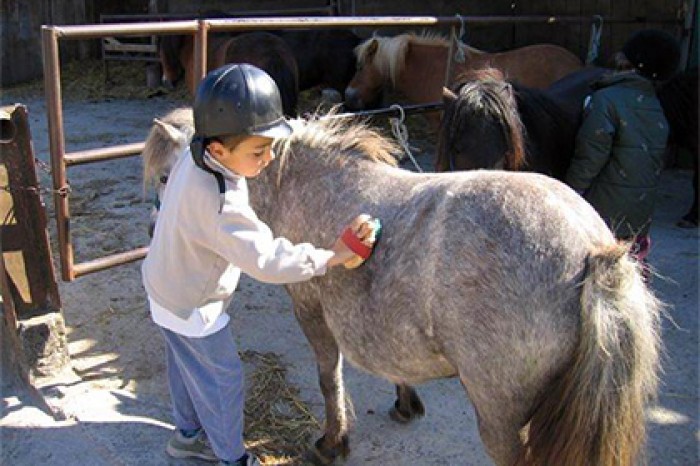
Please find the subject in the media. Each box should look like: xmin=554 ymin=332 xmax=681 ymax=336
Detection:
xmin=622 ymin=29 xmax=681 ymax=81
xmin=190 ymin=63 xmax=292 ymax=207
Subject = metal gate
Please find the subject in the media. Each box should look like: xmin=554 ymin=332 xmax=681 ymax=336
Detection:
xmin=42 ymin=14 xmax=620 ymax=281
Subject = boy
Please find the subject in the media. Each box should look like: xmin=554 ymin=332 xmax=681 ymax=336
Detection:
xmin=142 ymin=63 xmax=377 ymax=465
xmin=566 ymin=29 xmax=680 ymax=273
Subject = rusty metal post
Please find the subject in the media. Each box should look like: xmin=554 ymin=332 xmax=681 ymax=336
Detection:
xmin=0 ymin=104 xmax=61 ymax=314
xmin=193 ymin=19 xmax=209 ymax=92
xmin=41 ymin=26 xmax=73 ymax=281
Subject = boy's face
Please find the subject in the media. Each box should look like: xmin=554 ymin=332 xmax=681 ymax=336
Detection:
xmin=208 ymin=135 xmax=275 ymax=178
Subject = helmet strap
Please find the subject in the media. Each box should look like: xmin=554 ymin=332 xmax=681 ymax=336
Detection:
xmin=191 ymin=136 xmax=226 ymax=212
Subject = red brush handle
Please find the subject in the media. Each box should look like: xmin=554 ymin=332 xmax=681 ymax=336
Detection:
xmin=341 ymin=227 xmax=372 ymax=259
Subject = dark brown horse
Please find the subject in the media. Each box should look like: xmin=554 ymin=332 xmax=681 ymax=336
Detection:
xmin=437 ymin=67 xmax=607 ymax=180
xmin=273 ymin=29 xmax=361 ymax=94
xmin=159 ymin=31 xmax=300 ymax=116
xmin=159 ymin=27 xmax=361 ymax=114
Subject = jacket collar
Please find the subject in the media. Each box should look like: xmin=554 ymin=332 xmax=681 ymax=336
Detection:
xmin=203 ymin=151 xmax=243 ymax=183
xmin=592 ymin=70 xmax=653 ymax=90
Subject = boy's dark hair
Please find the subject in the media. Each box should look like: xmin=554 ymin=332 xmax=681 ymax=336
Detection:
xmin=622 ymin=29 xmax=681 ymax=81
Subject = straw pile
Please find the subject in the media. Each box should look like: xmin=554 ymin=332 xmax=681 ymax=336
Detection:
xmin=241 ymin=350 xmax=320 ymax=465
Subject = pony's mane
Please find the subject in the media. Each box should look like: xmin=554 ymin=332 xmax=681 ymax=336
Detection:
xmin=275 ymin=112 xmax=400 ymax=168
xmin=355 ymin=32 xmax=449 ymax=87
xmin=449 ymin=68 xmax=526 ymax=170
xmin=142 ymin=107 xmax=399 ymax=194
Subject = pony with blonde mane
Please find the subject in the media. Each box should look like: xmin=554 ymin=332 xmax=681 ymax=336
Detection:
xmin=143 ymin=107 xmax=662 ymax=466
xmin=344 ymin=32 xmax=583 ymax=117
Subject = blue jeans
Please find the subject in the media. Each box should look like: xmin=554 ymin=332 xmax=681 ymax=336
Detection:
xmin=160 ymin=321 xmax=246 ymax=462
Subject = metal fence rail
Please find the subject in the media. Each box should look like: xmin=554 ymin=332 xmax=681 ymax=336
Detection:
xmin=41 ymin=14 xmax=628 ymax=281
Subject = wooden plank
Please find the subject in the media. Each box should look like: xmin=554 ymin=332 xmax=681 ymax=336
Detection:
xmin=102 ymin=38 xmax=158 ymax=53
xmin=0 ymin=105 xmax=61 ymax=316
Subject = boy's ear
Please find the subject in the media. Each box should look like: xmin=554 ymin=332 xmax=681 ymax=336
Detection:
xmin=206 ymin=140 xmax=226 ymax=160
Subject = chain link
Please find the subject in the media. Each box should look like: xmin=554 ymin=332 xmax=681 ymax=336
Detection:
xmin=0 ymin=183 xmax=71 ymax=197
xmin=0 ymin=157 xmax=71 ymax=197
xmin=34 ymin=157 xmax=53 ymax=174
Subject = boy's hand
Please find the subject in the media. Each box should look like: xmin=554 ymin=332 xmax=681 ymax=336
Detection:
xmin=329 ymin=214 xmax=381 ymax=269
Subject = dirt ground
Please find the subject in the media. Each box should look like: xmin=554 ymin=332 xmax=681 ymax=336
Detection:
xmin=1 ymin=63 xmax=698 ymax=465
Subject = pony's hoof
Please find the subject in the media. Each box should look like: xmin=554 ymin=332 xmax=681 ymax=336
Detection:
xmin=389 ymin=397 xmax=425 ymax=424
xmin=389 ymin=405 xmax=414 ymax=424
xmin=304 ymin=435 xmax=349 ymax=465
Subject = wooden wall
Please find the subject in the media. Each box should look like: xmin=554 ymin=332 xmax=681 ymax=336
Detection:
xmin=165 ymin=0 xmax=690 ymax=67
xmin=1 ymin=0 xmax=91 ymax=86
xmin=0 ymin=0 xmax=694 ymax=87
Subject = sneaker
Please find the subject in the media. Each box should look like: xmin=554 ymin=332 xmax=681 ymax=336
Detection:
xmin=166 ymin=429 xmax=217 ymax=461
xmin=218 ymin=453 xmax=261 ymax=465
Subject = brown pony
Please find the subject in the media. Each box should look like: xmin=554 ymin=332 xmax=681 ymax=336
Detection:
xmin=159 ymin=31 xmax=299 ymax=116
xmin=144 ymin=108 xmax=662 ymax=466
xmin=344 ymin=32 xmax=583 ymax=121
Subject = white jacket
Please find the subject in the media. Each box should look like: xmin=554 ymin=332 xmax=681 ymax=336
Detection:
xmin=142 ymin=148 xmax=333 ymax=320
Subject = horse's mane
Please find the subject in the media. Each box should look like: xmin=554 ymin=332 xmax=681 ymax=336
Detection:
xmin=275 ymin=111 xmax=400 ymax=168
xmin=448 ymin=68 xmax=526 ymax=170
xmin=355 ymin=32 xmax=450 ymax=87
xmin=142 ymin=107 xmax=398 ymax=194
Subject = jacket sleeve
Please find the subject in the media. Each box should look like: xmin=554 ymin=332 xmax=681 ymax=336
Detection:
xmin=211 ymin=201 xmax=334 ymax=284
xmin=565 ymin=91 xmax=617 ymax=192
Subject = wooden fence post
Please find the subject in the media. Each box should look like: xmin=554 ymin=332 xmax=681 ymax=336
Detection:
xmin=1 ymin=104 xmax=70 ymax=379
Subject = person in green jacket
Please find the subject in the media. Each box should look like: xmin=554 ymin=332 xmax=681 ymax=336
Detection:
xmin=566 ymin=29 xmax=681 ymax=276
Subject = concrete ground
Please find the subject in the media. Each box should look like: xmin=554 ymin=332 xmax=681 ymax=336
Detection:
xmin=1 ymin=92 xmax=698 ymax=465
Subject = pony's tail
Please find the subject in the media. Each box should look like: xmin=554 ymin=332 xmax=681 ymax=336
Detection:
xmin=518 ymin=242 xmax=662 ymax=466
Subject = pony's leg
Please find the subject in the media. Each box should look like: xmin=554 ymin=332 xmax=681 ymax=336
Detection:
xmin=294 ymin=306 xmax=349 ymax=465
xmin=389 ymin=384 xmax=425 ymax=423
xmin=460 ymin=376 xmax=528 ymax=466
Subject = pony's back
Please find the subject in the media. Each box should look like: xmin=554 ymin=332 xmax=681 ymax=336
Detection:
xmin=275 ymin=29 xmax=361 ymax=93
xmin=219 ymin=32 xmax=299 ymax=116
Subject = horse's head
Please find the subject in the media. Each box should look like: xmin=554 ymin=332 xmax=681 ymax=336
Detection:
xmin=345 ymin=33 xmax=451 ymax=111
xmin=142 ymin=107 xmax=193 ymax=236
xmin=436 ymin=68 xmax=526 ymax=172
xmin=344 ymin=37 xmax=385 ymax=110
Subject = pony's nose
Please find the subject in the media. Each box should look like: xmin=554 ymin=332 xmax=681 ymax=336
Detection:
xmin=344 ymin=87 xmax=364 ymax=110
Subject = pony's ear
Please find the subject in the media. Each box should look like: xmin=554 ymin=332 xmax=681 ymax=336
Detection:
xmin=154 ymin=118 xmax=186 ymax=143
xmin=442 ymin=87 xmax=458 ymax=104
xmin=366 ymin=39 xmax=379 ymax=58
